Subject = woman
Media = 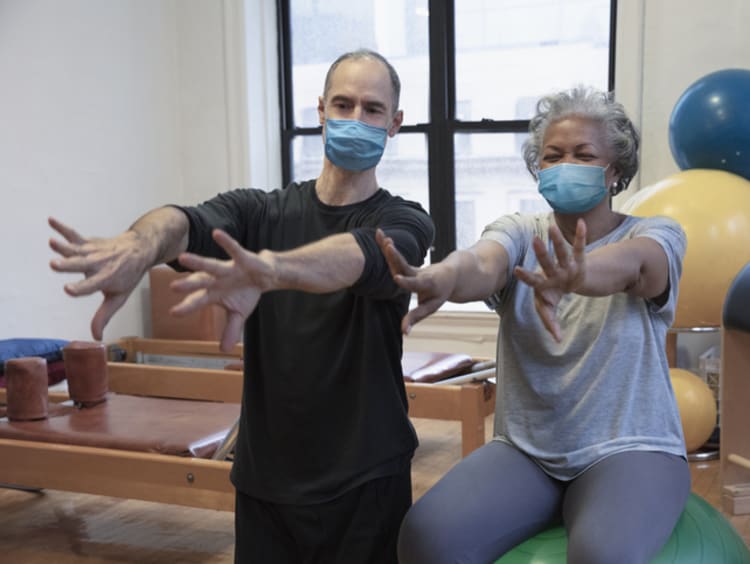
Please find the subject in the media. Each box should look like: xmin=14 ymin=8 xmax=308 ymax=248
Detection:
xmin=378 ymin=87 xmax=689 ymax=563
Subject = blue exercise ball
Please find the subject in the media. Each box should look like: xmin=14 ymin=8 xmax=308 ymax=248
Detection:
xmin=669 ymin=68 xmax=750 ymax=181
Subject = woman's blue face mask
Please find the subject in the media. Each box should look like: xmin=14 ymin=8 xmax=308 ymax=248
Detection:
xmin=538 ymin=163 xmax=610 ymax=214
xmin=324 ymin=119 xmax=388 ymax=172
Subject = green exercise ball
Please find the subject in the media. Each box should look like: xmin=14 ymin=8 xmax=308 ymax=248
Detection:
xmin=495 ymin=493 xmax=750 ymax=563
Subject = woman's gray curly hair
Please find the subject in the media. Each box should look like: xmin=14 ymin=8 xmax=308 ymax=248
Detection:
xmin=522 ymin=86 xmax=640 ymax=196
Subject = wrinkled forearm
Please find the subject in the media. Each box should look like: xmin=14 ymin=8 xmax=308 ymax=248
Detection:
xmin=267 ymin=233 xmax=365 ymax=293
xmin=445 ymin=240 xmax=509 ymax=302
xmin=128 ymin=206 xmax=190 ymax=268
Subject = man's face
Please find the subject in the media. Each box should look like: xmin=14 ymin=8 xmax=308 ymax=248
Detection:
xmin=318 ymin=58 xmax=403 ymax=137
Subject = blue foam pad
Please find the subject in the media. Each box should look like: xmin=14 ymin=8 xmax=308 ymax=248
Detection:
xmin=0 ymin=338 xmax=70 ymax=373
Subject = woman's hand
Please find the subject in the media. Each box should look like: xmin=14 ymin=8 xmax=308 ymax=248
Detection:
xmin=376 ymin=229 xmax=457 ymax=334
xmin=513 ymin=219 xmax=587 ymax=342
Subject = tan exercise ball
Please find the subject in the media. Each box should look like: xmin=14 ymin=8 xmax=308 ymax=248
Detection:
xmin=670 ymin=368 xmax=717 ymax=452
xmin=620 ymin=169 xmax=750 ymax=328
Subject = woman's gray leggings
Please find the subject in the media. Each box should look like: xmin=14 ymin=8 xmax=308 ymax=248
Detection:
xmin=398 ymin=441 xmax=690 ymax=564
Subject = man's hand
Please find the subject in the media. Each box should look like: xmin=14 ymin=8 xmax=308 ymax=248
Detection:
xmin=513 ymin=219 xmax=587 ymax=342
xmin=170 ymin=229 xmax=276 ymax=352
xmin=376 ymin=229 xmax=457 ymax=334
xmin=48 ymin=217 xmax=152 ymax=340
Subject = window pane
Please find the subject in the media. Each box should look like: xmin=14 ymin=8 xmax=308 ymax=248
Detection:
xmin=455 ymin=133 xmax=549 ymax=248
xmin=455 ymin=0 xmax=611 ymax=121
xmin=289 ymin=0 xmax=429 ymax=127
xmin=377 ymin=132 xmax=429 ymax=212
xmin=291 ymin=133 xmax=323 ymax=183
xmin=291 ymin=132 xmax=430 ymax=217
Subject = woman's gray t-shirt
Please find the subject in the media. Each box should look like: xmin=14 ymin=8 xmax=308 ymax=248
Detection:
xmin=481 ymin=213 xmax=687 ymax=480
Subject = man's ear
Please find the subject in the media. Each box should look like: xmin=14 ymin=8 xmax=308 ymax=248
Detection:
xmin=318 ymin=96 xmax=325 ymax=125
xmin=388 ymin=110 xmax=404 ymax=137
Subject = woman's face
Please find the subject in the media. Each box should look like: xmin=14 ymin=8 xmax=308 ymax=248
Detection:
xmin=540 ymin=116 xmax=619 ymax=188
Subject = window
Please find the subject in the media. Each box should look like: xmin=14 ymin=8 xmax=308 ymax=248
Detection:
xmin=277 ymin=0 xmax=616 ymax=260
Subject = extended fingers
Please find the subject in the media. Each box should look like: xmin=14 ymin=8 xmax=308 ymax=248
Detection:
xmin=170 ymin=270 xmax=218 ymax=294
xmin=530 ymin=236 xmax=558 ymax=277
xmin=219 ymin=313 xmax=245 ymax=352
xmin=49 ymin=237 xmax=81 ymax=260
xmin=49 ymin=237 xmax=111 ymax=274
xmin=91 ymin=292 xmax=129 ymax=341
xmin=539 ymin=309 xmax=563 ymax=342
xmin=401 ymin=299 xmax=441 ymax=335
xmin=548 ymin=225 xmax=570 ymax=269
xmin=48 ymin=217 xmax=86 ymax=245
xmin=212 ymin=229 xmax=246 ymax=261
xmin=572 ymin=219 xmax=586 ymax=266
xmin=170 ymin=286 xmax=211 ymax=317
xmin=376 ymin=228 xmax=417 ymax=279
xmin=176 ymin=252 xmax=231 ymax=278
xmin=513 ymin=265 xmax=546 ymax=289
xmin=531 ymin=294 xmax=563 ymax=343
xmin=49 ymin=235 xmax=101 ymax=266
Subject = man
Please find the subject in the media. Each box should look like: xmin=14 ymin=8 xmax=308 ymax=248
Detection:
xmin=49 ymin=49 xmax=434 ymax=563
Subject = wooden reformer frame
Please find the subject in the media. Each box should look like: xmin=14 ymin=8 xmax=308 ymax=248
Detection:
xmin=113 ymin=336 xmax=496 ymax=457
xmin=0 ymin=359 xmax=239 ymax=511
xmin=0 ymin=334 xmax=494 ymax=512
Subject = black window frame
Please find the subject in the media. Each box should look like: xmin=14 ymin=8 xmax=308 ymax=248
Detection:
xmin=276 ymin=0 xmax=618 ymax=261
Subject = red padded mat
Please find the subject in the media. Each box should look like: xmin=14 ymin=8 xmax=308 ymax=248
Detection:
xmin=0 ymin=393 xmax=239 ymax=458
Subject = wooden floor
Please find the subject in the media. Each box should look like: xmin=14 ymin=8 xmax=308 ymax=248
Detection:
xmin=0 ymin=415 xmax=747 ymax=563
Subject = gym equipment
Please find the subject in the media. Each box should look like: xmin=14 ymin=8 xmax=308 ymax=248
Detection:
xmin=670 ymin=368 xmax=717 ymax=452
xmin=0 ymin=358 xmax=240 ymax=511
xmin=496 ymin=493 xmax=750 ymax=563
xmin=720 ymin=261 xmax=750 ymax=515
xmin=669 ymin=68 xmax=750 ymax=181
xmin=115 ymin=336 xmax=496 ymax=458
xmin=621 ymin=169 xmax=750 ymax=328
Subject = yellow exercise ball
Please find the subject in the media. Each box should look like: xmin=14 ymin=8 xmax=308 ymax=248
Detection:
xmin=670 ymin=368 xmax=717 ymax=452
xmin=620 ymin=169 xmax=750 ymax=328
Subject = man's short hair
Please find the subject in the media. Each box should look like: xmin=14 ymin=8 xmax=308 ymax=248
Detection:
xmin=323 ymin=49 xmax=401 ymax=114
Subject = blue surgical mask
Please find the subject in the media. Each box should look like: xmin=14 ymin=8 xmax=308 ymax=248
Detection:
xmin=538 ymin=163 xmax=609 ymax=214
xmin=324 ymin=119 xmax=388 ymax=171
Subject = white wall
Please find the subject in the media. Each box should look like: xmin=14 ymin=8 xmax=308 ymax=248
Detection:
xmin=639 ymin=0 xmax=750 ymax=188
xmin=1 ymin=0 xmax=177 ymax=341
xmin=616 ymin=0 xmax=750 ymax=195
xmin=0 ymin=0 xmax=264 ymax=342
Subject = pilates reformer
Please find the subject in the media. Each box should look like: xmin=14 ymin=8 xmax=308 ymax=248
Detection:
xmin=0 ymin=336 xmax=495 ymax=514
xmin=112 ymin=336 xmax=496 ymax=457
xmin=0 ymin=360 xmax=241 ymax=511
